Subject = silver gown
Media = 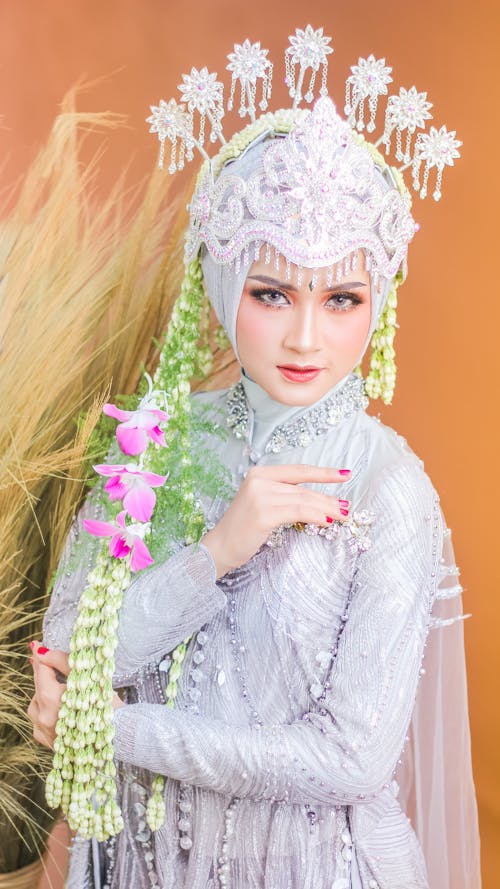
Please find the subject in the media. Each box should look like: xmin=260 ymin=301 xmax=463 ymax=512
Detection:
xmin=43 ymin=372 xmax=469 ymax=889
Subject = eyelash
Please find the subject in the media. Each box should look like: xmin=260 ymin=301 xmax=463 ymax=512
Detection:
xmin=249 ymin=287 xmax=363 ymax=312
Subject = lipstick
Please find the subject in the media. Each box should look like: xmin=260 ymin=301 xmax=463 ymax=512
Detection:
xmin=277 ymin=365 xmax=322 ymax=382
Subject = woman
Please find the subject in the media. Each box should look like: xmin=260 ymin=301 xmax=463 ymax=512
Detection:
xmin=28 ymin=30 xmax=480 ymax=889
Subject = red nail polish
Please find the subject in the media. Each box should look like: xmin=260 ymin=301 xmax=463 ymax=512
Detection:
xmin=339 ymin=469 xmax=351 ymax=476
xmin=325 ymin=516 xmax=334 ymax=524
xmin=37 ymin=646 xmax=49 ymax=655
xmin=29 ymin=641 xmax=35 ymax=650
xmin=339 ymin=499 xmax=350 ymax=507
xmin=340 ymin=508 xmax=349 ymax=516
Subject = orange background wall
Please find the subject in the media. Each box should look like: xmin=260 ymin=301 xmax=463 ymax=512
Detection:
xmin=1 ymin=0 xmax=498 ymax=885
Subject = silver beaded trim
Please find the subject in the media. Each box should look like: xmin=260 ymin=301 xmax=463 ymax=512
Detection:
xmin=266 ymin=510 xmax=375 ymax=553
xmin=226 ymin=373 xmax=368 ymax=454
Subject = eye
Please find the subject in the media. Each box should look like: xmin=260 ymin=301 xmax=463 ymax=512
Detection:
xmin=326 ymin=292 xmax=363 ymax=311
xmin=249 ymin=288 xmax=291 ymax=307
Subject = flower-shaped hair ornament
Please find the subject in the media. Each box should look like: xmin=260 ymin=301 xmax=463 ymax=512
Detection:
xmin=411 ymin=125 xmax=462 ymax=200
xmin=378 ymin=86 xmax=433 ymax=164
xmin=345 ymin=55 xmax=393 ymax=134
xmin=146 ymin=26 xmax=461 ymax=206
xmin=227 ymin=40 xmax=273 ymax=120
xmin=146 ymin=98 xmax=196 ymax=172
xmin=285 ymin=25 xmax=333 ymax=106
xmin=178 ymin=67 xmax=226 ymax=147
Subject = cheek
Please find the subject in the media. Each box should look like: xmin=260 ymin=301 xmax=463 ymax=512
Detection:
xmin=325 ymin=305 xmax=371 ymax=357
xmin=236 ymin=297 xmax=277 ymax=359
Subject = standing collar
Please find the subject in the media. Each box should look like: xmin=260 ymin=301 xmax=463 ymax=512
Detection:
xmin=226 ymin=371 xmax=368 ymax=456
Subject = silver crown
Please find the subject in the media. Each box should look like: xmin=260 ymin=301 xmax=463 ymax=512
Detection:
xmin=146 ymin=25 xmax=461 ymax=205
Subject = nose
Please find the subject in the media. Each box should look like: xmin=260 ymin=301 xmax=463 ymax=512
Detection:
xmin=282 ymin=301 xmax=322 ymax=354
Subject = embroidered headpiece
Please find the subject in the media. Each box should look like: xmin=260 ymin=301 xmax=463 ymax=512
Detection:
xmin=146 ymin=26 xmax=461 ymax=281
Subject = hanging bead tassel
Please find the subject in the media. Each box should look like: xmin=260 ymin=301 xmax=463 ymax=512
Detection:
xmin=364 ymin=272 xmax=402 ymax=405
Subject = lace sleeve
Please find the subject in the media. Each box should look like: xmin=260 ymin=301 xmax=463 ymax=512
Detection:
xmin=113 ymin=542 xmax=226 ymax=681
xmin=113 ymin=460 xmax=443 ymax=805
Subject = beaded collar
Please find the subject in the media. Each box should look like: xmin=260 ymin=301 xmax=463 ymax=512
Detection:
xmin=225 ymin=373 xmax=368 ymax=454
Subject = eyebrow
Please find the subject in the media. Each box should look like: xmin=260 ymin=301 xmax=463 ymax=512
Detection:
xmin=247 ymin=274 xmax=368 ymax=292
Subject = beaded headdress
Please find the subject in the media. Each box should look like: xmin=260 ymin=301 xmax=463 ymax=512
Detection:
xmin=147 ymin=26 xmax=461 ymax=286
xmin=146 ymin=25 xmax=461 ymax=404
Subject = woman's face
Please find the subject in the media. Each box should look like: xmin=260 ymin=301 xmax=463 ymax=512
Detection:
xmin=236 ymin=252 xmax=372 ymax=406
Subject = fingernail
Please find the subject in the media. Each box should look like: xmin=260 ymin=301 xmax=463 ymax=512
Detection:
xmin=29 ymin=641 xmax=35 ymax=650
xmin=340 ymin=508 xmax=349 ymax=516
xmin=37 ymin=646 xmax=49 ymax=655
xmin=339 ymin=499 xmax=350 ymax=507
xmin=325 ymin=516 xmax=334 ymax=524
xmin=339 ymin=469 xmax=351 ymax=476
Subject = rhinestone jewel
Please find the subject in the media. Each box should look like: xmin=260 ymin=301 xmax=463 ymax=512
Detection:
xmin=187 ymin=97 xmax=416 ymax=277
xmin=226 ymin=373 xmax=368 ymax=453
xmin=266 ymin=510 xmax=375 ymax=552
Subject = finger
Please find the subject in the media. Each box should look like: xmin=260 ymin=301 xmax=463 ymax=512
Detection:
xmin=31 ymin=642 xmax=70 ymax=676
xmin=31 ymin=651 xmax=40 ymax=689
xmin=247 ymin=465 xmax=351 ymax=485
xmin=27 ymin=696 xmax=39 ymax=725
xmin=35 ymin=662 xmax=67 ymax=710
xmin=33 ymin=725 xmax=53 ymax=749
xmin=27 ymin=697 xmax=52 ymax=747
xmin=275 ymin=491 xmax=350 ymax=526
xmin=37 ymin=660 xmax=66 ymax=694
xmin=274 ymin=489 xmax=350 ymax=519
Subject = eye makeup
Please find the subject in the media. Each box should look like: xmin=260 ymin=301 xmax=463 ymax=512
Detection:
xmin=248 ymin=286 xmax=365 ymax=311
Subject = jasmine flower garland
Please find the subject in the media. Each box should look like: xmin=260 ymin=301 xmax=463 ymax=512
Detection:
xmin=45 ymin=255 xmax=216 ymax=840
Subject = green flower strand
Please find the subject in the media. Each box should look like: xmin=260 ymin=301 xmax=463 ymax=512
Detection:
xmin=46 ymin=255 xmax=221 ymax=841
xmin=154 ymin=255 xmax=210 ymax=544
xmin=145 ymin=640 xmax=190 ymax=830
xmin=46 ymin=547 xmax=131 ymax=840
xmin=142 ymin=256 xmax=214 ymax=831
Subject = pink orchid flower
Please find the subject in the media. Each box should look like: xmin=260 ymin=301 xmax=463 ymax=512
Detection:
xmin=83 ymin=510 xmax=154 ymax=572
xmin=103 ymin=403 xmax=169 ymax=456
xmin=93 ymin=463 xmax=167 ymax=522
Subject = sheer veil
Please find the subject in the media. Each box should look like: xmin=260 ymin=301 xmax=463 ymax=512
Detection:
xmin=398 ymin=526 xmax=481 ymax=888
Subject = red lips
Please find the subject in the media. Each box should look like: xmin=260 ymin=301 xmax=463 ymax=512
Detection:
xmin=277 ymin=365 xmax=323 ymax=382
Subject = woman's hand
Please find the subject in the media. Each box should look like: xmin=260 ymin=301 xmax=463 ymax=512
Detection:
xmin=202 ymin=464 xmax=351 ymax=579
xmin=27 ymin=642 xmax=124 ymax=748
xmin=27 ymin=643 xmax=69 ymax=748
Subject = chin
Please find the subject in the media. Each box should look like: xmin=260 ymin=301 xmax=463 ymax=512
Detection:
xmin=263 ymin=379 xmax=336 ymax=407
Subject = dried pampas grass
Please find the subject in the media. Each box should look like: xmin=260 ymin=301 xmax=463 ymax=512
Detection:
xmin=0 ymin=88 xmax=191 ymax=871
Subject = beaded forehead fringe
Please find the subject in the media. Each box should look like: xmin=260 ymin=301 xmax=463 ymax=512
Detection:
xmin=233 ymin=243 xmax=383 ymax=293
